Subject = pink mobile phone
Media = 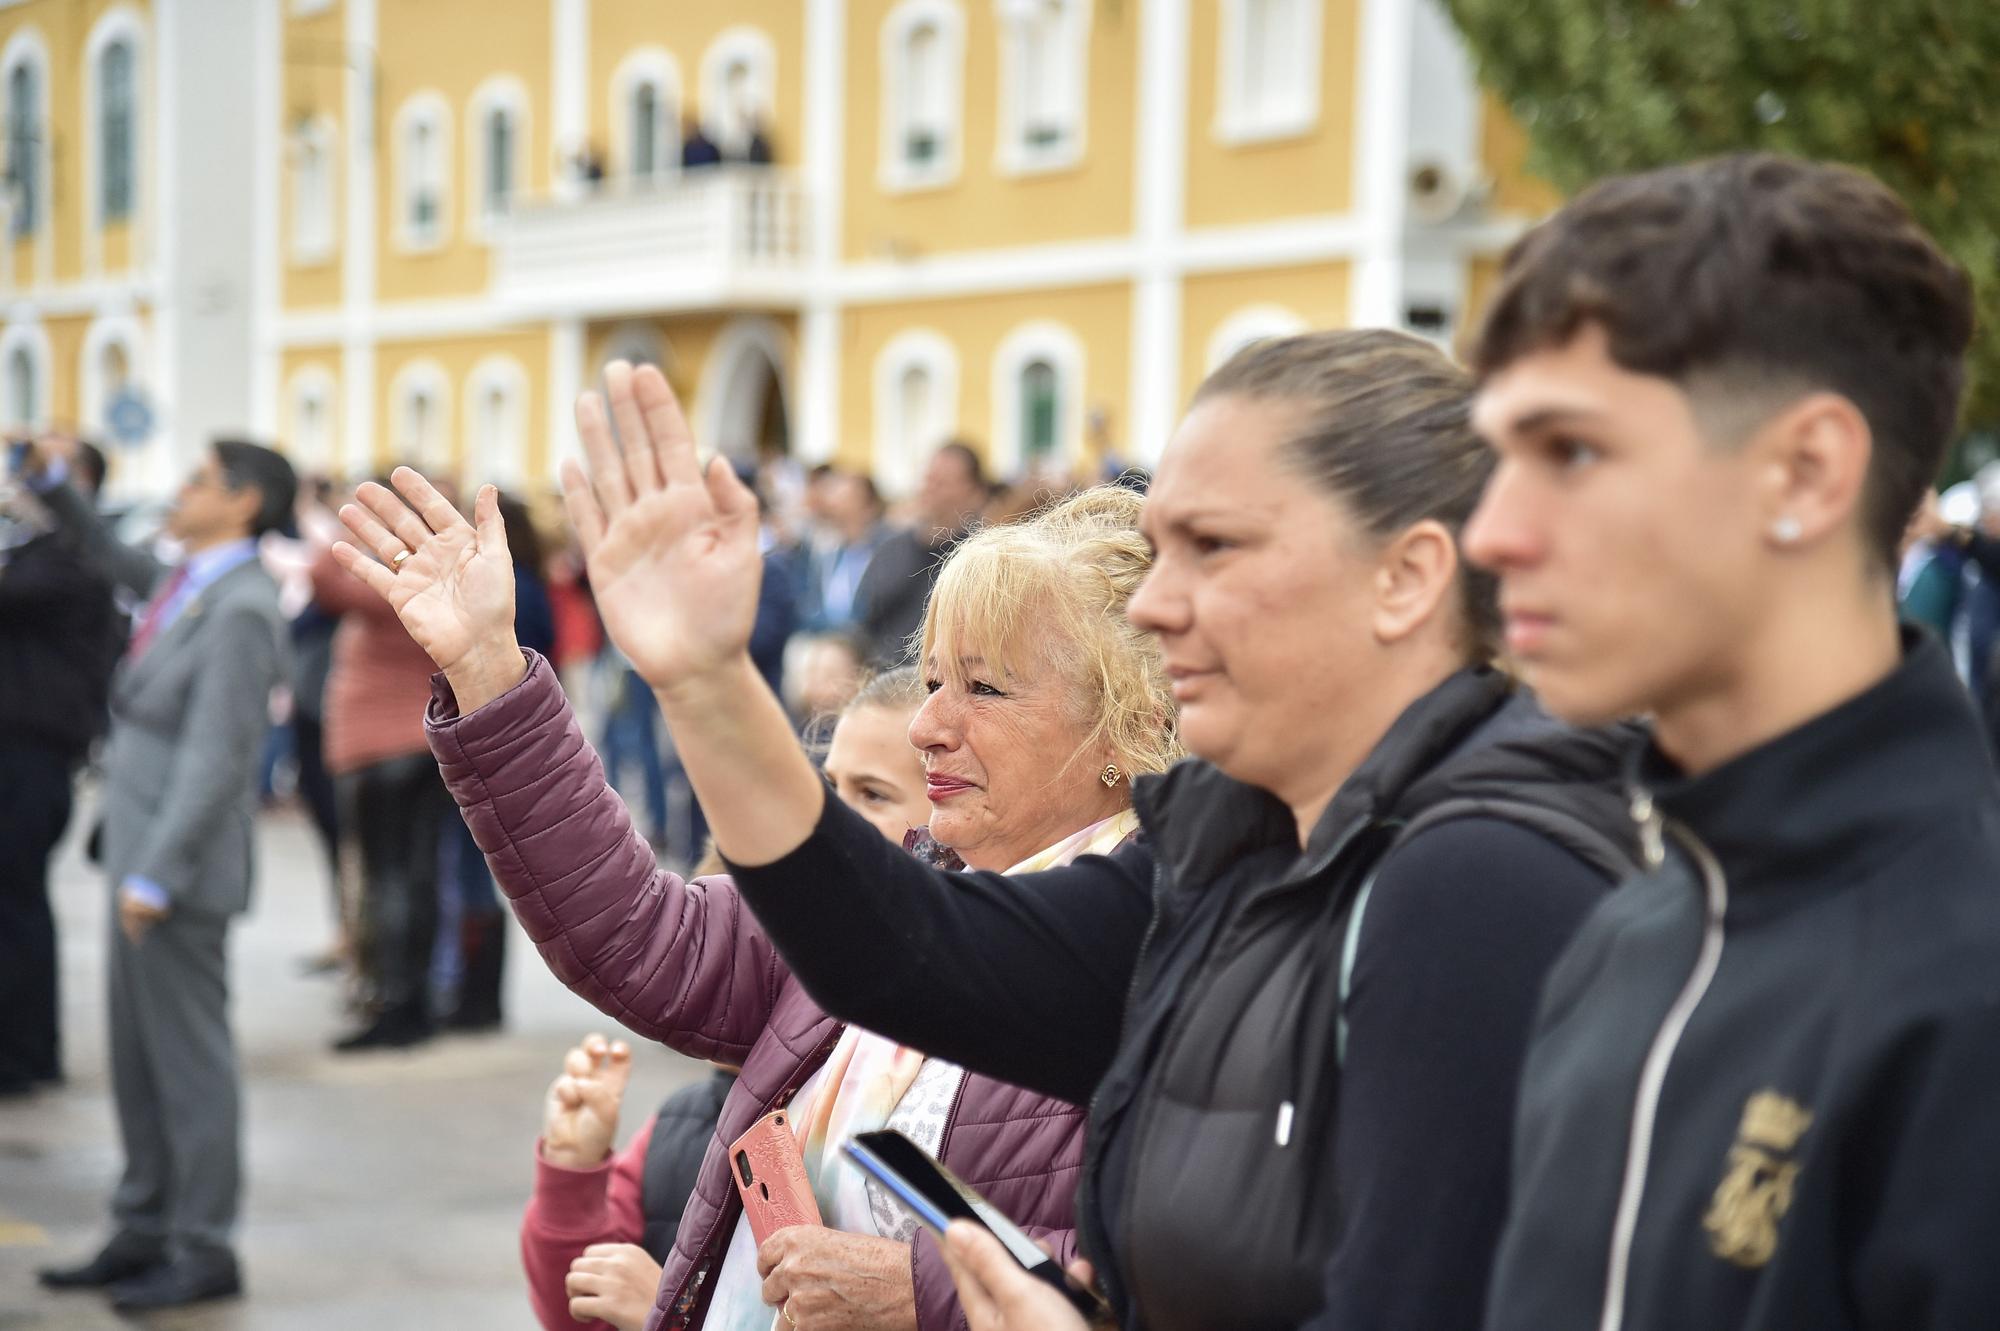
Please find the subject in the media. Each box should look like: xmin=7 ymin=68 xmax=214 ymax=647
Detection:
xmin=727 ymin=1108 xmax=823 ymax=1244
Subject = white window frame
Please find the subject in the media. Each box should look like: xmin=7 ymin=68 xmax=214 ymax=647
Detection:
xmin=84 ymin=6 xmax=148 ymax=258
xmin=879 ymin=0 xmax=964 ymax=194
xmin=289 ymin=0 xmax=336 ymax=15
xmin=994 ymin=0 xmax=1090 ymax=176
xmin=463 ymin=354 xmax=530 ymax=487
xmin=392 ymin=92 xmax=452 ymax=254
xmin=700 ymin=26 xmax=777 ymax=160
xmin=80 ymin=312 xmax=149 ymax=439
xmin=466 ymin=76 xmax=530 ymax=241
xmin=697 ymin=316 xmax=793 ymax=465
xmin=0 ymin=320 xmax=51 ymax=430
xmin=873 ymin=329 xmax=959 ymax=498
xmin=1205 ymin=304 xmax=1309 ymax=373
xmin=610 ymin=48 xmax=683 ymax=185
xmin=0 ymin=28 xmax=52 ymax=265
xmin=1214 ymin=0 xmax=1322 ymax=146
xmin=288 ymin=114 xmax=338 ymax=265
xmin=390 ymin=359 xmax=453 ymax=475
xmin=285 ymin=365 xmax=339 ymax=476
xmin=990 ymin=321 xmax=1085 ymax=478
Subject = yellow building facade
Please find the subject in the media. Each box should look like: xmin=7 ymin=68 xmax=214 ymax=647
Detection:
xmin=257 ymin=0 xmax=1554 ymax=496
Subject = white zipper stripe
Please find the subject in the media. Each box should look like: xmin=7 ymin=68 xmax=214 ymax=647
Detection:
xmin=1596 ymin=821 xmax=1729 ymax=1331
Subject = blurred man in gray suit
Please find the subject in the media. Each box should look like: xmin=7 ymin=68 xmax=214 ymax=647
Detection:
xmin=37 ymin=440 xmax=294 ymax=1312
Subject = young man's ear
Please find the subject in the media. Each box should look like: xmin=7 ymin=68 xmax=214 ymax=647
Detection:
xmin=1755 ymin=392 xmax=1872 ymax=551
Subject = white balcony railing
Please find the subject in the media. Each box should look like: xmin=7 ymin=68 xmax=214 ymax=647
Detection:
xmin=490 ymin=166 xmax=807 ymax=314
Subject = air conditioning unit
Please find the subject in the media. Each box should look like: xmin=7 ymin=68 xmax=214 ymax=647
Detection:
xmin=1407 ymin=159 xmax=1489 ymax=226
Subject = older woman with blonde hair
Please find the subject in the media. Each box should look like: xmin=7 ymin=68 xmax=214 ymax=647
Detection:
xmin=330 ymin=439 xmax=1177 ymax=1331
xmin=365 ymin=341 xmax=1635 ymax=1331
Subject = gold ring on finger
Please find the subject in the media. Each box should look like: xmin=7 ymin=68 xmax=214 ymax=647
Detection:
xmin=391 ymin=548 xmax=414 ymax=570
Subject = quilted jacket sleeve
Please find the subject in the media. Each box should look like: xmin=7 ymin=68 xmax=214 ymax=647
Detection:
xmin=426 ymin=649 xmax=789 ymax=1061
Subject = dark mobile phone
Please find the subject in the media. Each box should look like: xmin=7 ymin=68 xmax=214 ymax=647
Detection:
xmin=842 ymin=1129 xmax=1112 ymax=1322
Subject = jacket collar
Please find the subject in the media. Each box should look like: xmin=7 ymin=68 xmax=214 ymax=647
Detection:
xmin=1133 ymin=667 xmax=1515 ymax=896
xmin=1640 ymin=628 xmax=1998 ymax=887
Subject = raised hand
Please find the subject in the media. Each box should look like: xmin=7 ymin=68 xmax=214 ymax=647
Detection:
xmin=541 ymin=1033 xmax=633 ymax=1169
xmin=332 ymin=468 xmax=525 ymax=710
xmin=563 ymin=361 xmax=763 ymax=696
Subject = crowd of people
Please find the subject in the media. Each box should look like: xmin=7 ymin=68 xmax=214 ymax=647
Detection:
xmin=8 ymin=147 xmax=2000 ymax=1331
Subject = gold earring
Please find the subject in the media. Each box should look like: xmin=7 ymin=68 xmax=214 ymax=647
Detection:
xmin=1100 ymin=764 xmax=1121 ymax=787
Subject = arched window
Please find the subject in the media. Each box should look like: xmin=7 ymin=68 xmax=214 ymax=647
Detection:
xmin=7 ymin=344 xmax=34 ymax=424
xmin=1205 ymin=304 xmax=1309 ymax=372
xmin=392 ymin=361 xmax=453 ymax=473
xmin=1217 ymin=0 xmax=1321 ymax=143
xmin=394 ymin=94 xmax=451 ymax=251
xmin=6 ymin=60 xmax=40 ymax=237
xmin=287 ymin=368 xmax=337 ymax=475
xmin=874 ymin=330 xmax=960 ymax=497
xmin=464 ymin=356 xmax=529 ymax=486
xmin=699 ymin=28 xmax=776 ymax=158
xmin=99 ymin=39 xmax=135 ymax=222
xmin=468 ymin=78 xmax=529 ymax=238
xmin=880 ymin=1 xmax=962 ymax=191
xmin=289 ymin=117 xmax=336 ymax=262
xmin=997 ymin=0 xmax=1087 ymax=172
xmin=612 ymin=50 xmax=680 ymax=183
xmin=990 ymin=321 xmax=1084 ymax=478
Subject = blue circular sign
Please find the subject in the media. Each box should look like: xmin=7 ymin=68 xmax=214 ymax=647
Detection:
xmin=107 ymin=387 xmax=153 ymax=445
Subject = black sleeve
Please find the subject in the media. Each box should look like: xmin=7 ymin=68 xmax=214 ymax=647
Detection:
xmin=726 ymin=793 xmax=1156 ymax=1105
xmin=39 ymin=480 xmax=164 ymax=600
xmin=1306 ymin=817 xmax=1611 ymax=1331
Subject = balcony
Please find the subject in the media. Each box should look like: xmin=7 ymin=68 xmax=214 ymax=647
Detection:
xmin=489 ymin=166 xmax=808 ymax=316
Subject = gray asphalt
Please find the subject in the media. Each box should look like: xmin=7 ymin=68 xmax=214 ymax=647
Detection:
xmin=0 ymin=791 xmax=708 ymax=1330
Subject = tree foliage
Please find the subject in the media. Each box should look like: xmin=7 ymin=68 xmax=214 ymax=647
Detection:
xmin=1446 ymin=0 xmax=2000 ymax=434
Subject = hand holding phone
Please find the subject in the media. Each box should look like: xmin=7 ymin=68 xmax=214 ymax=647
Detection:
xmin=728 ymin=1109 xmax=823 ymax=1245
xmin=842 ymin=1130 xmax=1111 ymax=1322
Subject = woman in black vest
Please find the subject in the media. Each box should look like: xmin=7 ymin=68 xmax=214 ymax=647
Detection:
xmin=348 ymin=334 xmax=1634 ymax=1331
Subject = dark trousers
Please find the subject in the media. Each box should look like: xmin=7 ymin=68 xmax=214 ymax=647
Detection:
xmin=338 ymin=753 xmax=450 ymax=1017
xmin=0 ymin=739 xmax=74 ymax=1085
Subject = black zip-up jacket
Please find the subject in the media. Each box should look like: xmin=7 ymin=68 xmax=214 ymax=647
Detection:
xmin=731 ymin=668 xmax=1632 ymax=1331
xmin=1485 ymin=631 xmax=2000 ymax=1331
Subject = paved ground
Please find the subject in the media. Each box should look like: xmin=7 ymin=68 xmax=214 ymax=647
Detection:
xmin=0 ymin=793 xmax=708 ymax=1330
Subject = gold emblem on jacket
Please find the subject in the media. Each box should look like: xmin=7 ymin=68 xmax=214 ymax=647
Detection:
xmin=1703 ymin=1090 xmax=1814 ymax=1269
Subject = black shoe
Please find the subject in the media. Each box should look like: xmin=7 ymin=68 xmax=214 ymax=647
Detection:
xmin=37 ymin=1233 xmax=169 ymax=1289
xmin=333 ymin=1006 xmax=434 ymax=1052
xmin=108 ymin=1250 xmax=242 ymax=1311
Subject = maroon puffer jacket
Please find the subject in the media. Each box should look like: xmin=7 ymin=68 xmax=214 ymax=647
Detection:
xmin=426 ymin=652 xmax=1086 ymax=1331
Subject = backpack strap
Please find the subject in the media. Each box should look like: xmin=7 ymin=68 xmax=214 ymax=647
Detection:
xmin=1336 ymin=796 xmax=1641 ymax=1066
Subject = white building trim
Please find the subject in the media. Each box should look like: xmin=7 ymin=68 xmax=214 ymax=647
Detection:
xmin=797 ymin=0 xmax=847 ymax=466
xmin=1127 ymin=0 xmax=1188 ymax=465
xmin=989 ymin=319 xmax=1085 ymax=477
xmin=872 ymin=328 xmax=958 ymax=498
xmin=609 ymin=47 xmax=683 ymax=184
xmin=0 ymin=317 xmax=51 ymax=428
xmin=463 ymin=352 xmax=531 ymax=485
xmin=82 ymin=6 xmax=150 ymax=278
xmin=547 ymin=316 xmax=584 ymax=483
xmin=341 ymin=0 xmax=378 ymax=475
xmin=697 ymin=315 xmax=793 ymax=461
xmin=79 ymin=310 xmax=149 ymax=437
xmin=388 ymin=356 xmax=453 ymax=474
xmin=1350 ymin=0 xmax=1413 ymax=326
xmin=878 ymin=0 xmax=964 ymax=194
xmin=283 ymin=362 xmax=339 ymax=475
xmin=1204 ymin=302 xmax=1307 ymax=372
xmin=552 ymin=0 xmax=589 ymax=202
xmin=994 ymin=0 xmax=1090 ymax=177
xmin=252 ymin=0 xmax=282 ymax=439
xmin=1214 ymin=0 xmax=1323 ymax=146
xmin=700 ymin=25 xmax=778 ymax=158
xmin=390 ymin=90 xmax=453 ymax=254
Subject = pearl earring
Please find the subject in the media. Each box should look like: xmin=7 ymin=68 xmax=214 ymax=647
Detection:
xmin=1100 ymin=764 xmax=1122 ymax=787
xmin=1772 ymin=515 xmax=1803 ymax=545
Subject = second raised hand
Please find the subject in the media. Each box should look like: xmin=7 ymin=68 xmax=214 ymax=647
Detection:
xmin=561 ymin=362 xmax=764 ymax=696
xmin=332 ymin=466 xmax=526 ymax=712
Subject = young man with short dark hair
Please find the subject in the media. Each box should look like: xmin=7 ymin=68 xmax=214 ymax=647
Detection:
xmin=38 ymin=439 xmax=294 ymax=1312
xmin=1465 ymin=152 xmax=1999 ymax=1330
